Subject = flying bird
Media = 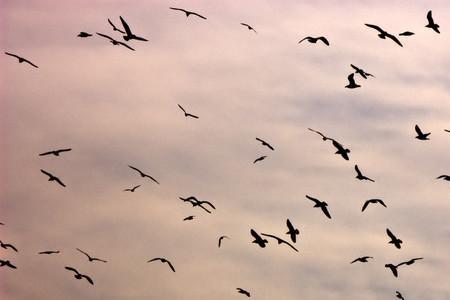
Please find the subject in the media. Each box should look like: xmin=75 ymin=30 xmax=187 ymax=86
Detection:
xmin=0 ymin=241 xmax=18 ymax=252
xmin=128 ymin=165 xmax=160 ymax=184
xmin=96 ymin=33 xmax=135 ymax=51
xmin=436 ymin=175 xmax=450 ymax=181
xmin=365 ymin=24 xmax=403 ymax=47
xmin=345 ymin=73 xmax=361 ymax=89
xmin=396 ymin=291 xmax=405 ymax=300
xmin=218 ymin=236 xmax=230 ymax=248
xmin=255 ymin=137 xmax=274 ymax=150
xmin=361 ymin=198 xmax=387 ymax=212
xmin=415 ymin=124 xmax=430 ymax=140
xmin=308 ymin=128 xmax=332 ymax=141
xmin=76 ymin=248 xmax=107 ymax=263
xmin=77 ymin=32 xmax=92 ymax=38
xmin=350 ymin=256 xmax=373 ymax=264
xmin=177 ymin=104 xmax=199 ymax=119
xmin=179 ymin=196 xmax=215 ymax=213
xmin=240 ymin=23 xmax=257 ymax=33
xmin=40 ymin=169 xmax=66 ymax=187
xmin=425 ymin=10 xmax=440 ymax=33
xmin=399 ymin=31 xmax=415 ymax=36
xmin=39 ymin=148 xmax=72 ymax=156
xmin=65 ymin=266 xmax=94 ymax=285
xmin=332 ymin=139 xmax=350 ymax=160
xmin=298 ymin=36 xmax=329 ymax=46
xmin=261 ymin=233 xmax=298 ymax=252
xmin=355 ymin=165 xmax=375 ymax=182
xmin=0 ymin=259 xmax=17 ymax=269
xmin=5 ymin=52 xmax=39 ymax=68
xmin=253 ymin=156 xmax=267 ymax=164
xmin=38 ymin=250 xmax=60 ymax=255
xmin=124 ymin=185 xmax=141 ymax=192
xmin=147 ymin=257 xmax=176 ymax=272
xmin=286 ymin=219 xmax=299 ymax=243
xmin=120 ymin=16 xmax=148 ymax=41
xmin=305 ymin=195 xmax=331 ymax=219
xmin=250 ymin=229 xmax=268 ymax=248
xmin=237 ymin=288 xmax=251 ymax=297
xmin=169 ymin=7 xmax=207 ymax=19
xmin=108 ymin=18 xmax=125 ymax=34
xmin=386 ymin=228 xmax=403 ymax=249
xmin=351 ymin=64 xmax=374 ymax=79
xmin=385 ymin=263 xmax=400 ymax=277
xmin=183 ymin=215 xmax=195 ymax=221
xmin=398 ymin=257 xmax=423 ymax=266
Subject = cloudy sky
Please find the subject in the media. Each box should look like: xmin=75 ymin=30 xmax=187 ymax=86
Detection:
xmin=2 ymin=1 xmax=450 ymax=299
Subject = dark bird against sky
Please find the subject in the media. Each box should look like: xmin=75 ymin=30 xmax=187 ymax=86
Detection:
xmin=361 ymin=198 xmax=387 ymax=212
xmin=355 ymin=165 xmax=375 ymax=182
xmin=305 ymin=195 xmax=331 ymax=219
xmin=237 ymin=288 xmax=251 ymax=297
xmin=5 ymin=52 xmax=39 ymax=68
xmin=65 ymin=266 xmax=94 ymax=285
xmin=124 ymin=185 xmax=141 ymax=192
xmin=386 ymin=228 xmax=403 ymax=249
xmin=365 ymin=24 xmax=403 ymax=47
xmin=332 ymin=139 xmax=350 ymax=160
xmin=298 ymin=36 xmax=329 ymax=46
xmin=39 ymin=148 xmax=72 ymax=157
xmin=76 ymin=248 xmax=107 ymax=263
xmin=108 ymin=18 xmax=125 ymax=34
xmin=169 ymin=7 xmax=207 ymax=19
xmin=96 ymin=32 xmax=135 ymax=51
xmin=147 ymin=257 xmax=176 ymax=272
xmin=350 ymin=256 xmax=373 ymax=264
xmin=253 ymin=155 xmax=267 ymax=164
xmin=415 ymin=124 xmax=430 ymax=140
xmin=345 ymin=73 xmax=361 ymax=89
xmin=425 ymin=10 xmax=440 ymax=34
xmin=399 ymin=31 xmax=415 ymax=36
xmin=40 ymin=169 xmax=66 ymax=187
xmin=286 ymin=219 xmax=299 ymax=243
xmin=120 ymin=16 xmax=148 ymax=42
xmin=178 ymin=104 xmax=199 ymax=119
xmin=308 ymin=128 xmax=332 ymax=141
xmin=0 ymin=259 xmax=17 ymax=269
xmin=38 ymin=250 xmax=60 ymax=255
xmin=396 ymin=291 xmax=405 ymax=300
xmin=261 ymin=233 xmax=299 ymax=252
xmin=218 ymin=235 xmax=230 ymax=248
xmin=128 ymin=165 xmax=160 ymax=184
xmin=77 ymin=32 xmax=92 ymax=38
xmin=255 ymin=137 xmax=275 ymax=150
xmin=0 ymin=240 xmax=18 ymax=252
xmin=251 ymin=229 xmax=268 ymax=248
xmin=240 ymin=23 xmax=257 ymax=33
xmin=351 ymin=64 xmax=374 ymax=79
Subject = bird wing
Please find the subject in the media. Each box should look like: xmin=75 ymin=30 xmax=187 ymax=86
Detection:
xmin=415 ymin=124 xmax=424 ymax=136
xmin=361 ymin=200 xmax=371 ymax=212
xmin=177 ymin=104 xmax=186 ymax=114
xmin=200 ymin=200 xmax=215 ymax=209
xmin=132 ymin=36 xmax=148 ymax=41
xmin=169 ymin=7 xmax=185 ymax=13
xmin=6 ymin=244 xmax=18 ymax=252
xmin=355 ymin=165 xmax=363 ymax=177
xmin=65 ymin=266 xmax=79 ymax=274
xmin=58 ymin=148 xmax=72 ymax=153
xmin=386 ymin=33 xmax=403 ymax=47
xmin=186 ymin=113 xmax=199 ymax=119
xmin=92 ymin=257 xmax=107 ymax=263
xmin=350 ymin=64 xmax=360 ymax=72
xmin=128 ymin=165 xmax=143 ymax=175
xmin=108 ymin=18 xmax=125 ymax=33
xmin=5 ymin=52 xmax=20 ymax=59
xmin=427 ymin=10 xmax=434 ymax=24
xmin=166 ymin=260 xmax=176 ymax=272
xmin=298 ymin=37 xmax=310 ymax=43
xmin=191 ymin=12 xmax=207 ymax=19
xmin=144 ymin=174 xmax=160 ymax=184
xmin=76 ymin=248 xmax=91 ymax=259
xmin=386 ymin=228 xmax=396 ymax=240
xmin=262 ymin=234 xmax=298 ymax=252
xmin=321 ymin=206 xmax=332 ymax=219
xmin=96 ymin=32 xmax=114 ymax=41
xmin=250 ymin=229 xmax=261 ymax=240
xmin=23 ymin=59 xmax=39 ymax=68
xmin=253 ymin=156 xmax=266 ymax=163
xmin=444 ymin=129 xmax=450 ymax=133
xmin=318 ymin=36 xmax=329 ymax=45
xmin=365 ymin=23 xmax=384 ymax=33
xmin=132 ymin=185 xmax=141 ymax=190
xmin=436 ymin=175 xmax=449 ymax=179
xmin=305 ymin=195 xmax=320 ymax=205
xmin=54 ymin=177 xmax=66 ymax=187
xmin=82 ymin=274 xmax=94 ymax=285
xmin=40 ymin=169 xmax=53 ymax=177
xmin=118 ymin=41 xmax=135 ymax=51
xmin=119 ymin=16 xmax=132 ymax=36
xmin=377 ymin=199 xmax=387 ymax=207
xmin=39 ymin=151 xmax=54 ymax=156
xmin=197 ymin=203 xmax=212 ymax=213
xmin=286 ymin=219 xmax=294 ymax=232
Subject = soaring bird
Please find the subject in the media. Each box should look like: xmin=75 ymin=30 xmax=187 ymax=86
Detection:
xmin=286 ymin=219 xmax=299 ymax=243
xmin=237 ymin=288 xmax=251 ymax=297
xmin=396 ymin=291 xmax=405 ymax=300
xmin=147 ymin=257 xmax=176 ymax=272
xmin=425 ymin=10 xmax=440 ymax=33
xmin=119 ymin=16 xmax=148 ymax=41
xmin=179 ymin=196 xmax=215 ymax=214
xmin=398 ymin=257 xmax=423 ymax=266
xmin=108 ymin=18 xmax=125 ymax=34
xmin=253 ymin=156 xmax=267 ymax=164
xmin=0 ymin=241 xmax=18 ymax=252
xmin=128 ymin=165 xmax=159 ymax=184
xmin=4 ymin=52 xmax=39 ymax=68
xmin=65 ymin=266 xmax=94 ymax=285
xmin=77 ymin=32 xmax=92 ymax=38
xmin=386 ymin=228 xmax=402 ymax=249
xmin=38 ymin=250 xmax=60 ymax=255
xmin=124 ymin=185 xmax=141 ymax=192
xmin=351 ymin=64 xmax=374 ymax=79
xmin=40 ymin=169 xmax=66 ymax=187
xmin=255 ymin=137 xmax=274 ymax=150
xmin=183 ymin=215 xmax=195 ymax=221
xmin=350 ymin=256 xmax=373 ymax=264
xmin=399 ymin=31 xmax=415 ymax=36
xmin=39 ymin=148 xmax=72 ymax=156
xmin=261 ymin=233 xmax=298 ymax=252
xmin=355 ymin=165 xmax=375 ymax=182
xmin=436 ymin=175 xmax=450 ymax=181
xmin=298 ymin=36 xmax=329 ymax=46
xmin=177 ymin=104 xmax=199 ymax=119
xmin=169 ymin=7 xmax=207 ymax=19
xmin=361 ymin=198 xmax=387 ymax=212
xmin=415 ymin=124 xmax=430 ymax=140
xmin=0 ymin=259 xmax=17 ymax=269
xmin=76 ymin=248 xmax=107 ymax=263
xmin=364 ymin=24 xmax=403 ymax=47
xmin=240 ymin=23 xmax=257 ymax=33
xmin=96 ymin=33 xmax=135 ymax=51
xmin=332 ymin=139 xmax=350 ymax=160
xmin=308 ymin=128 xmax=332 ymax=141
xmin=385 ymin=263 xmax=400 ymax=277
xmin=305 ymin=195 xmax=331 ymax=219
xmin=345 ymin=73 xmax=361 ymax=89
xmin=218 ymin=235 xmax=230 ymax=248
xmin=250 ymin=229 xmax=268 ymax=248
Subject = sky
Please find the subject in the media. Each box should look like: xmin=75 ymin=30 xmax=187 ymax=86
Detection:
xmin=1 ymin=0 xmax=450 ymax=299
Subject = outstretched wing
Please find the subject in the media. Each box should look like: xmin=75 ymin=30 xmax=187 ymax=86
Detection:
xmin=65 ymin=266 xmax=79 ymax=274
xmin=318 ymin=36 xmax=329 ymax=45
xmin=119 ymin=16 xmax=132 ymax=36
xmin=96 ymin=32 xmax=114 ymax=41
xmin=40 ymin=169 xmax=52 ymax=177
xmin=305 ymin=195 xmax=320 ymax=205
xmin=415 ymin=124 xmax=424 ymax=136
xmin=427 ymin=10 xmax=434 ymax=24
xmin=118 ymin=41 xmax=135 ymax=51
xmin=5 ymin=52 xmax=20 ymax=59
xmin=386 ymin=228 xmax=396 ymax=240
xmin=361 ymin=200 xmax=370 ymax=212
xmin=386 ymin=33 xmax=403 ymax=47
xmin=321 ymin=206 xmax=332 ymax=219
xmin=54 ymin=177 xmax=66 ymax=187
xmin=191 ymin=12 xmax=207 ymax=19
xmin=365 ymin=23 xmax=384 ymax=33
xmin=82 ymin=274 xmax=94 ymax=285
xmin=355 ymin=165 xmax=363 ymax=177
xmin=166 ymin=260 xmax=176 ymax=272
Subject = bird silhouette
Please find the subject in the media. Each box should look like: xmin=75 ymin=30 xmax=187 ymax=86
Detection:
xmin=108 ymin=18 xmax=125 ymax=34
xmin=38 ymin=250 xmax=60 ymax=255
xmin=386 ymin=228 xmax=402 ymax=249
xmin=40 ymin=169 xmax=66 ymax=187
xmin=218 ymin=236 xmax=230 ymax=248
xmin=298 ymin=36 xmax=329 ymax=46
xmin=308 ymin=128 xmax=332 ymax=141
xmin=39 ymin=148 xmax=72 ymax=156
xmin=361 ymin=198 xmax=386 ymax=212
xmin=255 ymin=137 xmax=274 ymax=150
xmin=183 ymin=215 xmax=195 ymax=221
xmin=351 ymin=64 xmax=374 ymax=79
xmin=285 ymin=219 xmax=299 ymax=243
xmin=128 ymin=165 xmax=159 ymax=184
xmin=354 ymin=165 xmax=375 ymax=182
xmin=147 ymin=257 xmax=176 ymax=272
xmin=96 ymin=33 xmax=135 ymax=51
xmin=169 ymin=7 xmax=207 ymax=19
xmin=65 ymin=266 xmax=94 ymax=285
xmin=415 ymin=124 xmax=430 ymax=140
xmin=332 ymin=139 xmax=350 ymax=160
xmin=0 ymin=241 xmax=18 ymax=252
xmin=385 ymin=263 xmax=400 ymax=277
xmin=237 ymin=288 xmax=251 ymax=297
xmin=5 ymin=52 xmax=39 ymax=68
xmin=399 ymin=31 xmax=415 ymax=36
xmin=345 ymin=73 xmax=361 ymax=89
xmin=240 ymin=23 xmax=257 ymax=33
xmin=305 ymin=195 xmax=331 ymax=219
xmin=77 ymin=32 xmax=92 ymax=38
xmin=120 ymin=16 xmax=148 ymax=41
xmin=350 ymin=256 xmax=373 ymax=264
xmin=365 ymin=24 xmax=403 ymax=47
xmin=0 ymin=259 xmax=17 ymax=269
xmin=425 ymin=10 xmax=440 ymax=33
xmin=124 ymin=185 xmax=141 ymax=192
xmin=178 ymin=104 xmax=199 ymax=119
xmin=436 ymin=175 xmax=450 ymax=181
xmin=179 ymin=196 xmax=215 ymax=214
xmin=76 ymin=248 xmax=107 ymax=263
xmin=445 ymin=129 xmax=450 ymax=133
xmin=398 ymin=257 xmax=423 ymax=266
xmin=396 ymin=291 xmax=405 ymax=300
xmin=251 ymin=229 xmax=268 ymax=248
xmin=261 ymin=233 xmax=299 ymax=252
xmin=253 ymin=156 xmax=267 ymax=164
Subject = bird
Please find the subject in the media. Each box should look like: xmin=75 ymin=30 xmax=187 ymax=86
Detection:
xmin=236 ymin=288 xmax=251 ymax=297
xmin=361 ymin=198 xmax=387 ymax=212
xmin=251 ymin=229 xmax=268 ymax=248
xmin=169 ymin=7 xmax=207 ymax=19
xmin=415 ymin=124 xmax=430 ymax=140
xmin=147 ymin=257 xmax=176 ymax=272
xmin=177 ymin=104 xmax=199 ymax=119
xmin=350 ymin=256 xmax=373 ymax=264
xmin=350 ymin=64 xmax=375 ymax=79
xmin=76 ymin=248 xmax=107 ymax=263
xmin=436 ymin=175 xmax=450 ymax=181
xmin=445 ymin=129 xmax=450 ymax=133
xmin=364 ymin=24 xmax=403 ymax=47
xmin=108 ymin=18 xmax=125 ymax=34
xmin=40 ymin=169 xmax=66 ymax=187
xmin=183 ymin=215 xmax=195 ymax=221
xmin=355 ymin=165 xmax=375 ymax=182
xmin=345 ymin=73 xmax=361 ymax=89
xmin=96 ymin=33 xmax=135 ymax=51
xmin=0 ymin=241 xmax=18 ymax=252
xmin=38 ymin=250 xmax=60 ymax=255
xmin=240 ymin=23 xmax=257 ymax=33
xmin=119 ymin=16 xmax=148 ymax=41
xmin=399 ymin=31 xmax=415 ymax=36
xmin=5 ymin=52 xmax=39 ymax=68
xmin=0 ymin=259 xmax=17 ymax=269
xmin=305 ymin=195 xmax=331 ymax=219
xmin=286 ymin=219 xmax=299 ymax=243
xmin=298 ymin=36 xmax=329 ymax=46
xmin=65 ymin=266 xmax=94 ymax=285
xmin=386 ymin=228 xmax=402 ymax=249
xmin=218 ymin=236 xmax=230 ymax=248
xmin=39 ymin=148 xmax=72 ymax=156
xmin=77 ymin=32 xmax=92 ymax=38
xmin=398 ymin=257 xmax=423 ymax=266
xmin=128 ymin=165 xmax=159 ymax=184
xmin=308 ymin=128 xmax=332 ymax=141
xmin=261 ymin=233 xmax=299 ymax=252
xmin=425 ymin=10 xmax=440 ymax=33
xmin=385 ymin=263 xmax=400 ymax=277
xmin=255 ymin=137 xmax=274 ymax=150
xmin=179 ymin=196 xmax=215 ymax=214
xmin=253 ymin=156 xmax=267 ymax=164
xmin=332 ymin=139 xmax=350 ymax=160
xmin=396 ymin=291 xmax=405 ymax=300
xmin=123 ymin=185 xmax=141 ymax=192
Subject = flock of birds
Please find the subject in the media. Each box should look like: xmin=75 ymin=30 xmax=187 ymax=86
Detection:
xmin=2 ymin=5 xmax=450 ymax=300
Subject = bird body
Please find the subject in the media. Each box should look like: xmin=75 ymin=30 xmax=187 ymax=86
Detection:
xmin=253 ymin=155 xmax=267 ymax=164
xmin=0 ymin=259 xmax=17 ymax=269
xmin=241 ymin=23 xmax=257 ymax=33
xmin=332 ymin=140 xmax=350 ymax=160
xmin=396 ymin=291 xmax=405 ymax=300
xmin=399 ymin=31 xmax=415 ymax=36
xmin=77 ymin=32 xmax=92 ymax=38
xmin=255 ymin=137 xmax=274 ymax=150
xmin=183 ymin=215 xmax=195 ymax=221
xmin=76 ymin=248 xmax=107 ymax=263
xmin=178 ymin=104 xmax=199 ymax=119
xmin=5 ymin=52 xmax=39 ymax=68
xmin=124 ymin=185 xmax=141 ymax=192
xmin=38 ymin=250 xmax=60 ymax=255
